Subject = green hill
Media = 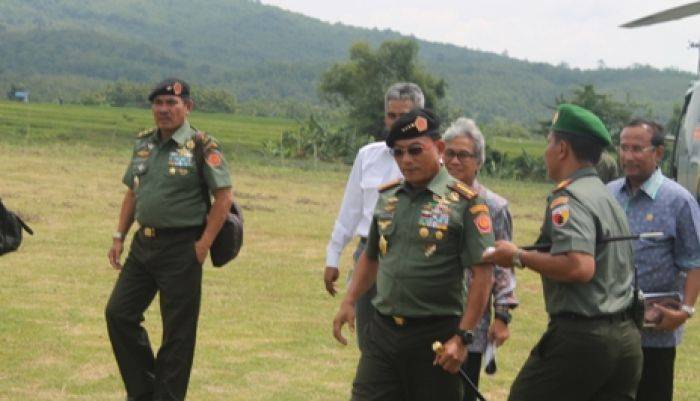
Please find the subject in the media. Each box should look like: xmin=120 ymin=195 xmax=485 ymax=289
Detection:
xmin=0 ymin=0 xmax=695 ymax=123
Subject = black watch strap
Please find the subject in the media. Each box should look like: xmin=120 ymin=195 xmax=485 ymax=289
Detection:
xmin=494 ymin=309 xmax=512 ymax=325
xmin=456 ymin=329 xmax=474 ymax=346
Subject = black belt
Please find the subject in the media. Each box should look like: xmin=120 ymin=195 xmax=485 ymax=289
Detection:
xmin=550 ymin=310 xmax=632 ymax=323
xmin=377 ymin=312 xmax=456 ymax=327
xmin=138 ymin=225 xmax=203 ymax=239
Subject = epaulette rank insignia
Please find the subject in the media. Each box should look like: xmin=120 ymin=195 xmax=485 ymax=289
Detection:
xmin=553 ymin=179 xmax=573 ymax=192
xmin=448 ymin=181 xmax=476 ymax=200
xmin=378 ymin=179 xmax=402 ymax=192
xmin=137 ymin=128 xmax=155 ymax=138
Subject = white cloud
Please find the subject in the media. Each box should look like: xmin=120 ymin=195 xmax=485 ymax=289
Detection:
xmin=262 ymin=0 xmax=700 ymax=73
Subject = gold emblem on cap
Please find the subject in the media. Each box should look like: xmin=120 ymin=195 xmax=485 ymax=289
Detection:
xmin=419 ymin=227 xmax=429 ymax=238
xmin=415 ymin=116 xmax=428 ymax=132
xmin=379 ymin=235 xmax=388 ymax=256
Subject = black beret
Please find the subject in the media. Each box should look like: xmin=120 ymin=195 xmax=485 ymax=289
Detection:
xmin=386 ymin=108 xmax=440 ymax=147
xmin=148 ymin=78 xmax=191 ymax=102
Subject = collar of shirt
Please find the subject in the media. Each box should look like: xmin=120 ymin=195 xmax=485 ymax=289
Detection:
xmin=156 ymin=120 xmax=192 ymax=146
xmin=397 ymin=166 xmax=450 ymax=196
xmin=621 ymin=168 xmax=664 ymax=200
xmin=567 ymin=166 xmax=598 ymax=181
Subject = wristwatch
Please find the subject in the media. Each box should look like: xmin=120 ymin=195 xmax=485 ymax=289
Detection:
xmin=112 ymin=231 xmax=124 ymax=241
xmin=512 ymin=249 xmax=524 ymax=269
xmin=456 ymin=329 xmax=474 ymax=346
xmin=681 ymin=304 xmax=695 ymax=318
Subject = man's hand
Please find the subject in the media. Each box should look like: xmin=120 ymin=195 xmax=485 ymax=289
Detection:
xmin=324 ymin=266 xmax=340 ymax=296
xmin=654 ymin=304 xmax=689 ymax=331
xmin=332 ymin=300 xmax=356 ymax=345
xmin=482 ymin=240 xmax=519 ymax=268
xmin=194 ymin=240 xmax=210 ymax=264
xmin=433 ymin=335 xmax=467 ymax=374
xmin=108 ymin=239 xmax=124 ymax=270
xmin=488 ymin=318 xmax=510 ymax=347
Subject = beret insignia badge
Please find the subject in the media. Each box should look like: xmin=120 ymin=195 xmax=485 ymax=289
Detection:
xmin=173 ymin=82 xmax=183 ymax=96
xmin=415 ymin=116 xmax=428 ymax=133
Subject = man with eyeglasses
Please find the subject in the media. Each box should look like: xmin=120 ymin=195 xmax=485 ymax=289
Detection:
xmin=607 ymin=118 xmax=700 ymax=401
xmin=333 ymin=108 xmax=495 ymax=401
xmin=324 ymin=83 xmax=424 ymax=351
xmin=443 ymin=117 xmax=518 ymax=401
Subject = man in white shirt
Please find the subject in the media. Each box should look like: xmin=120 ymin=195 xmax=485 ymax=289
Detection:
xmin=324 ymin=82 xmax=425 ymax=350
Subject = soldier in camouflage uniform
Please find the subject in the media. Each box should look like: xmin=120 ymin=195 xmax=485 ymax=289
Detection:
xmin=106 ymin=78 xmax=233 ymax=401
xmin=333 ymin=108 xmax=495 ymax=401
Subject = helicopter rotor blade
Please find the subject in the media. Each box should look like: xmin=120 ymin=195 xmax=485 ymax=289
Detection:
xmin=621 ymin=1 xmax=700 ymax=28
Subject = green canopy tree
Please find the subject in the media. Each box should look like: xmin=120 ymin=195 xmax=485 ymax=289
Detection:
xmin=319 ymin=39 xmax=446 ymax=137
xmin=537 ymin=84 xmax=651 ymax=142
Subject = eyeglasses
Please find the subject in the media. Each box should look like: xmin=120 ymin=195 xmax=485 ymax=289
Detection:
xmin=618 ymin=145 xmax=656 ymax=154
xmin=444 ymin=149 xmax=477 ymax=161
xmin=391 ymin=145 xmax=424 ymax=158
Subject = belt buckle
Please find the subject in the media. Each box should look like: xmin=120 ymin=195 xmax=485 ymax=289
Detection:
xmin=144 ymin=227 xmax=155 ymax=238
xmin=392 ymin=316 xmax=405 ymax=326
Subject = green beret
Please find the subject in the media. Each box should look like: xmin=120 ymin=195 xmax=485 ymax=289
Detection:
xmin=386 ymin=108 xmax=440 ymax=147
xmin=148 ymin=78 xmax=191 ymax=102
xmin=551 ymin=103 xmax=611 ymax=146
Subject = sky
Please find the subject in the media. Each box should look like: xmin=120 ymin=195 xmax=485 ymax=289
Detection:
xmin=261 ymin=0 xmax=700 ymax=74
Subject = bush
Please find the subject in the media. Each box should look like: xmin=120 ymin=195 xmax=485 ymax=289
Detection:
xmin=263 ymin=115 xmax=371 ymax=163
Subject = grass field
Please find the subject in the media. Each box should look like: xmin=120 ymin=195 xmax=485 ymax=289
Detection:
xmin=0 ymin=101 xmax=698 ymax=401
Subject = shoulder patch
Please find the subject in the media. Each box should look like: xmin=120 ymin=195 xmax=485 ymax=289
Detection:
xmin=137 ymin=128 xmax=155 ymax=138
xmin=448 ymin=181 xmax=477 ymax=200
xmin=549 ymin=196 xmax=569 ymax=209
xmin=378 ymin=179 xmax=402 ymax=192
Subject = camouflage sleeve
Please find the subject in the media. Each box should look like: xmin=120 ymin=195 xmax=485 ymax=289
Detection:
xmin=493 ymin=266 xmax=518 ymax=308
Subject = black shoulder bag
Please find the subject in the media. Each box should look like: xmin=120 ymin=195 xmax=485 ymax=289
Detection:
xmin=194 ymin=134 xmax=244 ymax=267
xmin=0 ymin=199 xmax=33 ymax=256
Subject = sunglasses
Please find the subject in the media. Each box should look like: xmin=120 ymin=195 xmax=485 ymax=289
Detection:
xmin=390 ymin=145 xmax=424 ymax=158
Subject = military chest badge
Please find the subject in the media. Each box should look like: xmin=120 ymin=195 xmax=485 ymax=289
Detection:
xmin=552 ymin=205 xmax=570 ymax=227
xmin=419 ymin=227 xmax=430 ymax=238
xmin=136 ymin=149 xmax=150 ymax=158
xmin=424 ymin=243 xmax=437 ymax=257
xmin=378 ymin=220 xmax=392 ymax=231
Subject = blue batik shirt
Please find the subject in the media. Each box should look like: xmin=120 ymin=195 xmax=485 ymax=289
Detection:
xmin=608 ymin=169 xmax=700 ymax=347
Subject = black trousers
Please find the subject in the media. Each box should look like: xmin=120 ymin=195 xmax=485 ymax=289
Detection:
xmin=508 ymin=317 xmax=642 ymax=401
xmin=351 ymin=312 xmax=463 ymax=401
xmin=106 ymin=228 xmax=203 ymax=401
xmin=635 ymin=347 xmax=676 ymax=401
xmin=462 ymin=352 xmax=483 ymax=401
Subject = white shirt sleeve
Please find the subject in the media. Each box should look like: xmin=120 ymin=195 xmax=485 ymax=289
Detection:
xmin=325 ymin=150 xmax=365 ymax=268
